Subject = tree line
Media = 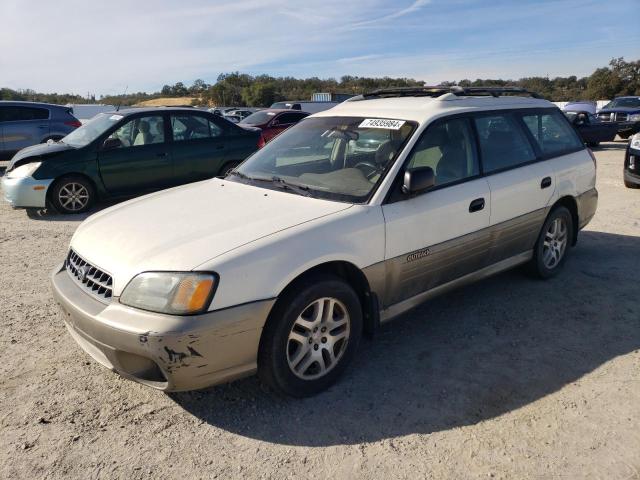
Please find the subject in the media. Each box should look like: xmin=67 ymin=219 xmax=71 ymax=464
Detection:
xmin=2 ymin=57 xmax=638 ymax=108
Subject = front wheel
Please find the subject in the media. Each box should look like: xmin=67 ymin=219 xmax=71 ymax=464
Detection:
xmin=527 ymin=206 xmax=573 ymax=279
xmin=258 ymin=275 xmax=362 ymax=397
xmin=50 ymin=175 xmax=95 ymax=214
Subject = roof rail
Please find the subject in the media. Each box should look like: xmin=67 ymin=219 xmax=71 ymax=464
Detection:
xmin=351 ymin=86 xmax=544 ymax=101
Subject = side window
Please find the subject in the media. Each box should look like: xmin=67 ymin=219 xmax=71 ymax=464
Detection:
xmin=107 ymin=115 xmax=165 ymax=148
xmin=406 ymin=117 xmax=479 ymax=186
xmin=474 ymin=114 xmax=536 ymax=173
xmin=521 ymin=111 xmax=584 ymax=156
xmin=3 ymin=106 xmax=49 ymax=121
xmin=276 ymin=113 xmax=305 ymax=125
xmin=171 ymin=115 xmax=221 ymax=141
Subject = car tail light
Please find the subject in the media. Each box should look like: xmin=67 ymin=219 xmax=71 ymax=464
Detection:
xmin=65 ymin=120 xmax=82 ymax=128
xmin=258 ymin=135 xmax=266 ymax=149
xmin=587 ymin=148 xmax=597 ymax=169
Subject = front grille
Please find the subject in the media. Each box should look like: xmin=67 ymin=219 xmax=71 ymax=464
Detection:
xmin=615 ymin=112 xmax=629 ymax=122
xmin=66 ymin=249 xmax=113 ymax=301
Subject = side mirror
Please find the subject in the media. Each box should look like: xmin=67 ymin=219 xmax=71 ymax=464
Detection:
xmin=102 ymin=137 xmax=122 ymax=150
xmin=402 ymin=167 xmax=435 ymax=195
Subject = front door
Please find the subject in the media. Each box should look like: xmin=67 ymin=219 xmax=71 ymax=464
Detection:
xmin=382 ymin=117 xmax=491 ymax=307
xmin=98 ymin=114 xmax=173 ymax=195
xmin=169 ymin=113 xmax=228 ymax=182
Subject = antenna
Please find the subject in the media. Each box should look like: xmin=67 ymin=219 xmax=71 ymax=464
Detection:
xmin=116 ymin=85 xmax=128 ymax=111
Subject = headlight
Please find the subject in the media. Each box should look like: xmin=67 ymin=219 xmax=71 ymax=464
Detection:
xmin=120 ymin=272 xmax=217 ymax=315
xmin=628 ymin=114 xmax=640 ymax=122
xmin=6 ymin=162 xmax=41 ymax=179
xmin=631 ymin=136 xmax=640 ymax=150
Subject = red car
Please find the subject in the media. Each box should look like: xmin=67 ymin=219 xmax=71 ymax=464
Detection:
xmin=239 ymin=109 xmax=309 ymax=147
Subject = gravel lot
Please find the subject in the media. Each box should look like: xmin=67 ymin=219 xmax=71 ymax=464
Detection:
xmin=1 ymin=141 xmax=639 ymax=480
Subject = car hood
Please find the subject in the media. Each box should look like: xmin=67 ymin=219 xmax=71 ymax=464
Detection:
xmin=8 ymin=141 xmax=75 ymax=169
xmin=71 ymin=178 xmax=352 ymax=295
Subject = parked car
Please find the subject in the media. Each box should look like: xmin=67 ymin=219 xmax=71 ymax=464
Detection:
xmin=226 ymin=109 xmax=254 ymax=120
xmin=563 ymin=101 xmax=597 ymax=115
xmin=270 ymin=101 xmax=339 ymax=113
xmin=0 ymin=101 xmax=81 ymax=160
xmin=1 ymin=107 xmax=260 ymax=214
xmin=564 ymin=111 xmax=617 ymax=146
xmin=50 ymin=86 xmax=597 ymax=396
xmin=624 ymin=132 xmax=640 ymax=188
xmin=239 ymin=109 xmax=309 ymax=146
xmin=596 ymin=96 xmax=640 ymax=139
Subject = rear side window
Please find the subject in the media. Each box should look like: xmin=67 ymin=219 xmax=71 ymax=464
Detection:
xmin=1 ymin=106 xmax=49 ymax=122
xmin=276 ymin=112 xmax=308 ymax=125
xmin=474 ymin=114 xmax=536 ymax=173
xmin=171 ymin=114 xmax=222 ymax=141
xmin=407 ymin=117 xmax=479 ymax=186
xmin=521 ymin=111 xmax=584 ymax=156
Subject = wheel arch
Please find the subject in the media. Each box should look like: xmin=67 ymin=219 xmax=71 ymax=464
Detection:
xmin=47 ymin=172 xmax=99 ymax=206
xmin=549 ymin=195 xmax=579 ymax=245
xmin=262 ymin=260 xmax=379 ymax=342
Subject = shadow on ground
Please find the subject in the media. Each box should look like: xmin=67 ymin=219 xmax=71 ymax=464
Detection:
xmin=171 ymin=231 xmax=640 ymax=446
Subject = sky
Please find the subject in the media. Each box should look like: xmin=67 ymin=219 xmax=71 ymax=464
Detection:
xmin=1 ymin=0 xmax=639 ymax=96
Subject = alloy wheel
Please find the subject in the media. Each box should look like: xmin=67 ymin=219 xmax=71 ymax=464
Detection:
xmin=286 ymin=297 xmax=351 ymax=380
xmin=542 ymin=217 xmax=568 ymax=269
xmin=58 ymin=182 xmax=90 ymax=211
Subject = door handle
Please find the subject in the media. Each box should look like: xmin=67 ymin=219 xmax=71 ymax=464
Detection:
xmin=541 ymin=176 xmax=552 ymax=189
xmin=156 ymin=152 xmax=168 ymax=157
xmin=469 ymin=198 xmax=485 ymax=213
xmin=38 ymin=125 xmax=48 ymax=129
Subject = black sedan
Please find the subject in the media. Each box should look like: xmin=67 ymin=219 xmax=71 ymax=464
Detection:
xmin=564 ymin=111 xmax=617 ymax=147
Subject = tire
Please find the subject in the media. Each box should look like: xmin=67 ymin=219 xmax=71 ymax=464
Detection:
xmin=587 ymin=141 xmax=599 ymax=148
xmin=50 ymin=175 xmax=95 ymax=214
xmin=619 ymin=133 xmax=631 ymax=140
xmin=527 ymin=206 xmax=574 ymax=279
xmin=219 ymin=161 xmax=240 ymax=177
xmin=624 ymin=178 xmax=640 ymax=189
xmin=258 ymin=274 xmax=362 ymax=397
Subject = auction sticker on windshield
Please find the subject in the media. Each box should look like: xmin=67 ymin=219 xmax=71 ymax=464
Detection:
xmin=359 ymin=118 xmax=406 ymax=130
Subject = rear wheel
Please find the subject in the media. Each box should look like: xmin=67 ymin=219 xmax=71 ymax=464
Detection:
xmin=587 ymin=141 xmax=599 ymax=148
xmin=527 ymin=206 xmax=573 ymax=279
xmin=258 ymin=275 xmax=362 ymax=397
xmin=624 ymin=178 xmax=640 ymax=189
xmin=50 ymin=175 xmax=95 ymax=214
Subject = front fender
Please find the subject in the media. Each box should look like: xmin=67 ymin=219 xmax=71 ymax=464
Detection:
xmin=198 ymin=205 xmax=386 ymax=311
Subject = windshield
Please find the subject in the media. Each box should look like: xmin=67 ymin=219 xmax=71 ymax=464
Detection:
xmin=240 ymin=111 xmax=278 ymax=125
xmin=604 ymin=97 xmax=640 ymax=109
xmin=62 ymin=113 xmax=124 ymax=147
xmin=230 ymin=116 xmax=415 ymax=203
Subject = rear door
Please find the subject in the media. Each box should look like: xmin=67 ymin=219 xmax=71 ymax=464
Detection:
xmin=474 ymin=111 xmax=555 ymax=264
xmin=1 ymin=106 xmax=50 ymax=153
xmin=97 ymin=114 xmax=173 ymax=195
xmin=382 ymin=117 xmax=491 ymax=308
xmin=169 ymin=112 xmax=228 ymax=182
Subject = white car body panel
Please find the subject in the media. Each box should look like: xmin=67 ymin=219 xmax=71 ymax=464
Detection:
xmin=198 ymin=205 xmax=385 ymax=310
xmin=71 ymin=179 xmax=351 ymax=295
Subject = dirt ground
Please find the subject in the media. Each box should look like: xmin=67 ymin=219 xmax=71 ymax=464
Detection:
xmin=1 ymin=141 xmax=639 ymax=480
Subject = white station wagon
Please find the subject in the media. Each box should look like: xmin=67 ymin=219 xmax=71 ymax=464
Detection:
xmin=52 ymin=87 xmax=598 ymax=396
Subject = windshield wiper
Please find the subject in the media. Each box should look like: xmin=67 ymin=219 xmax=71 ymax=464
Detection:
xmin=227 ymin=170 xmax=249 ymax=179
xmin=269 ymin=176 xmax=313 ymax=197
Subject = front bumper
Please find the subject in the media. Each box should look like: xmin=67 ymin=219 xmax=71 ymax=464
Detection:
xmin=1 ymin=175 xmax=53 ymax=208
xmin=51 ymin=264 xmax=275 ymax=391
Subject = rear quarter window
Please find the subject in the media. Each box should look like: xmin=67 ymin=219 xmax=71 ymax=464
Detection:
xmin=521 ymin=110 xmax=584 ymax=156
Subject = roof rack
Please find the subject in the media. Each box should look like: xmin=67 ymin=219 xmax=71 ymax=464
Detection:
xmin=353 ymin=86 xmax=543 ymax=100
